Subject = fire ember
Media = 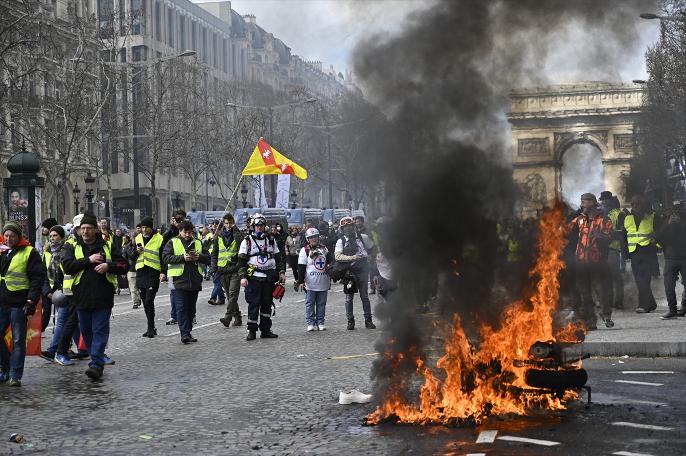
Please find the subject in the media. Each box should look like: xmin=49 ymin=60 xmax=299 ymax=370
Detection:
xmin=365 ymin=203 xmax=588 ymax=426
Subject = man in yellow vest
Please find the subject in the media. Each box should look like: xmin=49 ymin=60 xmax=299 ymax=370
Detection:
xmin=162 ymin=220 xmax=210 ymax=344
xmin=0 ymin=222 xmax=44 ymax=386
xmin=61 ymin=212 xmax=128 ymax=381
xmin=600 ymin=191 xmax=625 ymax=310
xmin=131 ymin=217 xmax=166 ymax=338
xmin=623 ymin=195 xmax=659 ymax=313
xmin=213 ymin=213 xmax=244 ymax=327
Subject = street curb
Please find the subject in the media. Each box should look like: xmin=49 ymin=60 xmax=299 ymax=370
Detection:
xmin=579 ymin=342 xmax=686 ymax=357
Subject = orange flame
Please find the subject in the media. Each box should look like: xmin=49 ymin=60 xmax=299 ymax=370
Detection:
xmin=366 ymin=202 xmax=581 ymax=425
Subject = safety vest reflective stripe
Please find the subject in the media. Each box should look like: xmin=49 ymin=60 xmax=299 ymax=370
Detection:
xmin=624 ymin=213 xmax=654 ymax=252
xmin=0 ymin=246 xmax=33 ymax=291
xmin=135 ymin=233 xmax=163 ymax=271
xmin=66 ymin=244 xmax=117 ymax=290
xmin=217 ymin=236 xmax=238 ymax=267
xmin=167 ymin=238 xmax=202 ymax=277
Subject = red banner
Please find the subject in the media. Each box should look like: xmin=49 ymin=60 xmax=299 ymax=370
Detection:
xmin=3 ymin=301 xmax=42 ymax=356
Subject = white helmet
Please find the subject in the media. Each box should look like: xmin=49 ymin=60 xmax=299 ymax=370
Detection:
xmin=251 ymin=213 xmax=267 ymax=226
xmin=305 ymin=227 xmax=320 ymax=238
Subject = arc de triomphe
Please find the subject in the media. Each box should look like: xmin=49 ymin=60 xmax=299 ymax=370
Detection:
xmin=507 ymin=82 xmax=644 ymax=211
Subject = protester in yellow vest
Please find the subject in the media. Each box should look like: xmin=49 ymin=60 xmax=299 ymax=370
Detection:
xmin=61 ymin=212 xmax=128 ymax=381
xmin=623 ymin=195 xmax=659 ymax=313
xmin=599 ymin=191 xmax=625 ymax=310
xmin=162 ymin=220 xmax=210 ymax=344
xmin=131 ymin=217 xmax=166 ymax=338
xmin=0 ymin=222 xmax=44 ymax=386
xmin=212 ymin=213 xmax=244 ymax=327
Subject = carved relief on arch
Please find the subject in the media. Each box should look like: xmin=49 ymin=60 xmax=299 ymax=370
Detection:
xmin=517 ymin=138 xmax=549 ymax=157
xmin=554 ymin=130 xmax=608 ymax=160
xmin=521 ymin=173 xmax=548 ymax=205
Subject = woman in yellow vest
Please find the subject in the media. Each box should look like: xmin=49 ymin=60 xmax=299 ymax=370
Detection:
xmin=131 ymin=217 xmax=166 ymax=338
xmin=0 ymin=222 xmax=46 ymax=386
xmin=623 ymin=195 xmax=659 ymax=313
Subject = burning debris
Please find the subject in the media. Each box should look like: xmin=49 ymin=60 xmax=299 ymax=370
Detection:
xmin=365 ymin=204 xmax=588 ymax=426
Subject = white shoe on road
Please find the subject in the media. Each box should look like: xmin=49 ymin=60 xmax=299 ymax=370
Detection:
xmin=339 ymin=389 xmax=372 ymax=404
xmin=307 ymin=325 xmax=316 ymax=331
xmin=318 ymin=324 xmax=326 ymax=331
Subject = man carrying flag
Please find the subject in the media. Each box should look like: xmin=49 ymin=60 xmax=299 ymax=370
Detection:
xmin=1 ymin=222 xmax=44 ymax=386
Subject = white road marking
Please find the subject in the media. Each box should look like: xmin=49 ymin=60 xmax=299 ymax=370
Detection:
xmin=626 ymin=399 xmax=668 ymax=407
xmin=614 ymin=380 xmax=664 ymax=387
xmin=621 ymin=371 xmax=674 ymax=374
xmin=162 ymin=321 xmax=221 ymax=337
xmin=611 ymin=422 xmax=674 ymax=431
xmin=612 ymin=451 xmax=656 ymax=456
xmin=296 ymin=299 xmax=306 ymax=303
xmin=475 ymin=430 xmax=498 ymax=443
xmin=497 ymin=436 xmax=559 ymax=446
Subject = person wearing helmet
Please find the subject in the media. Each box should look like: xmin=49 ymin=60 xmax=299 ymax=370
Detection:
xmin=335 ymin=216 xmax=376 ymax=330
xmin=296 ymin=227 xmax=334 ymax=331
xmin=237 ymin=213 xmax=286 ymax=341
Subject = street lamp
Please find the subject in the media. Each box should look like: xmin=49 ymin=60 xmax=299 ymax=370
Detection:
xmin=73 ymin=182 xmax=81 ymax=215
xmin=240 ymin=183 xmax=249 ymax=208
xmin=84 ymin=170 xmax=95 ymax=213
xmin=226 ymin=97 xmax=317 ymax=207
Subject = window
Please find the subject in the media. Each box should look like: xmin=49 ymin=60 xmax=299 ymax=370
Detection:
xmin=202 ymin=28 xmax=207 ymax=61
xmin=119 ymin=0 xmax=125 ymax=35
xmin=179 ymin=16 xmax=185 ymax=50
xmin=191 ymin=22 xmax=196 ymax=51
xmin=167 ymin=8 xmax=174 ymax=47
xmin=154 ymin=1 xmax=161 ymax=41
xmin=97 ymin=0 xmax=114 ymax=35
xmin=131 ymin=0 xmax=145 ymax=35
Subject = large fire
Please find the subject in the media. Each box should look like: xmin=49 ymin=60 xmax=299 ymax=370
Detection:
xmin=366 ymin=203 xmax=584 ymax=425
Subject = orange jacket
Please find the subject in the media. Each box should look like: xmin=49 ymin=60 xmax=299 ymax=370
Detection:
xmin=570 ymin=210 xmax=613 ymax=263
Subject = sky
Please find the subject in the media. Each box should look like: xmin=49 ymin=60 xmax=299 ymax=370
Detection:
xmin=195 ymin=0 xmax=661 ymax=85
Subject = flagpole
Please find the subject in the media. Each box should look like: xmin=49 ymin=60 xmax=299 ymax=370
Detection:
xmin=224 ymin=175 xmax=244 ymax=212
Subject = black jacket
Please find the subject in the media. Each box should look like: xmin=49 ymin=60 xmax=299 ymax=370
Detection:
xmin=61 ymin=236 xmax=128 ymax=310
xmin=42 ymin=243 xmax=66 ymax=296
xmin=655 ymin=220 xmax=686 ymax=260
xmin=122 ymin=242 xmax=138 ymax=269
xmin=210 ymin=226 xmax=243 ymax=273
xmin=0 ymin=244 xmax=44 ymax=308
xmin=162 ymin=236 xmax=210 ymax=291
xmin=128 ymin=233 xmax=166 ymax=289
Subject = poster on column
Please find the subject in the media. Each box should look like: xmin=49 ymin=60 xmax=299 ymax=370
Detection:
xmin=275 ymin=174 xmax=291 ymax=209
xmin=252 ymin=176 xmax=268 ymax=208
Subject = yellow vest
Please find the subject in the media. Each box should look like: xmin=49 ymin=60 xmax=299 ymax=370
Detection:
xmin=216 ymin=236 xmax=238 ymax=267
xmin=63 ymin=243 xmax=117 ymax=294
xmin=1 ymin=246 xmax=33 ymax=291
xmin=44 ymin=250 xmax=54 ymax=288
xmin=608 ymin=208 xmax=621 ymax=251
xmin=135 ymin=233 xmax=163 ymax=271
xmin=624 ymin=213 xmax=655 ymax=253
xmin=167 ymin=238 xmax=202 ymax=277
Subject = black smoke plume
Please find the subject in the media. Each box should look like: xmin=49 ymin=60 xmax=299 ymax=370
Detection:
xmin=351 ymin=0 xmax=654 ymax=393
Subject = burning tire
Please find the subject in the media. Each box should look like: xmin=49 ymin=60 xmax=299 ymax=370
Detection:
xmin=525 ymin=368 xmax=588 ymax=390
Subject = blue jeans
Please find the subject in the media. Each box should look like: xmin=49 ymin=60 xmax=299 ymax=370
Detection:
xmin=305 ymin=290 xmax=328 ymax=326
xmin=46 ymin=306 xmax=79 ymax=354
xmin=77 ymin=308 xmax=111 ymax=369
xmin=173 ymin=289 xmax=198 ymax=338
xmin=0 ymin=307 xmax=27 ymax=380
xmin=211 ymin=273 xmax=225 ymax=302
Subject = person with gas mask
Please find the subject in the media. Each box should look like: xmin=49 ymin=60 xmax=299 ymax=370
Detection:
xmin=237 ymin=214 xmax=285 ymax=341
xmin=296 ymin=228 xmax=334 ymax=331
xmin=335 ymin=216 xmax=376 ymax=330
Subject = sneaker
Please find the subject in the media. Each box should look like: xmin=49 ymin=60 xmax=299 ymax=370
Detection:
xmin=365 ymin=319 xmax=376 ymax=329
xmin=188 ymin=335 xmax=198 ymax=343
xmin=208 ymin=299 xmax=217 ymax=305
xmin=232 ymin=316 xmax=242 ymax=327
xmin=347 ymin=319 xmax=355 ymax=330
xmin=55 ymin=354 xmax=75 ymax=366
xmin=260 ymin=331 xmax=278 ymax=339
xmin=220 ymin=317 xmax=232 ymax=327
xmin=661 ymin=310 xmax=678 ymax=320
xmin=676 ymin=307 xmax=686 ymax=317
xmin=318 ymin=324 xmax=326 ymax=331
xmin=307 ymin=325 xmax=316 ymax=332
xmin=338 ymin=389 xmax=372 ymax=404
xmin=103 ymin=355 xmax=115 ymax=365
xmin=40 ymin=351 xmax=56 ymax=361
xmin=132 ymin=303 xmax=140 ymax=309
xmin=181 ymin=335 xmax=192 ymax=344
xmin=246 ymin=330 xmax=257 ymax=341
xmin=166 ymin=318 xmax=177 ymax=325
xmin=8 ymin=378 xmax=21 ymax=387
xmin=603 ymin=317 xmax=615 ymax=328
xmin=85 ymin=366 xmax=103 ymax=381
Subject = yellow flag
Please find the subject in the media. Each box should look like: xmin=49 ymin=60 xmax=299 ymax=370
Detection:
xmin=242 ymin=138 xmax=308 ymax=180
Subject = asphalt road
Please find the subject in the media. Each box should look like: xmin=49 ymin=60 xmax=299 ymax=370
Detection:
xmin=1 ymin=278 xmax=684 ymax=455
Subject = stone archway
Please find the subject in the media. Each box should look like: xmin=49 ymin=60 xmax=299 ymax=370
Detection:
xmin=508 ymin=82 xmax=643 ymax=212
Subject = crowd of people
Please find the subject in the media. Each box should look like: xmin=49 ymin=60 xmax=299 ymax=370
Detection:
xmin=0 ymin=210 xmax=391 ymax=385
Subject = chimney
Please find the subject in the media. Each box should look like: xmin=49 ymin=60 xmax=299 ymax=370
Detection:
xmin=243 ymin=14 xmax=256 ymax=24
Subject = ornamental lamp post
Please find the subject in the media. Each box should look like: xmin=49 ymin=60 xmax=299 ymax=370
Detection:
xmin=4 ymin=142 xmax=45 ymax=244
xmin=84 ymin=170 xmax=95 ymax=213
xmin=73 ymin=183 xmax=81 ymax=215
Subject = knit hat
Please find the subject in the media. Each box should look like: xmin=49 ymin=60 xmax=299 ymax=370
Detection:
xmin=80 ymin=212 xmax=98 ymax=228
xmin=73 ymin=214 xmax=84 ymax=228
xmin=139 ymin=217 xmax=154 ymax=229
xmin=599 ymin=191 xmax=613 ymax=201
xmin=580 ymin=193 xmax=597 ymax=203
xmin=41 ymin=217 xmax=58 ymax=230
xmin=3 ymin=221 xmax=22 ymax=237
xmin=49 ymin=225 xmax=65 ymax=239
